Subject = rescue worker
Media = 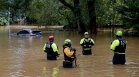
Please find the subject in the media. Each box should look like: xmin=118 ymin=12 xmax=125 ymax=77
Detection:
xmin=63 ymin=39 xmax=76 ymax=68
xmin=80 ymin=32 xmax=95 ymax=55
xmin=43 ymin=35 xmax=59 ymax=60
xmin=110 ymin=31 xmax=126 ymax=64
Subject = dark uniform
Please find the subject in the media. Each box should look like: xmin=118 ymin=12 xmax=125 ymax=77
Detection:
xmin=80 ymin=38 xmax=95 ymax=55
xmin=43 ymin=42 xmax=59 ymax=60
xmin=111 ymin=38 xmax=126 ymax=64
xmin=111 ymin=30 xmax=127 ymax=64
xmin=63 ymin=39 xmax=76 ymax=68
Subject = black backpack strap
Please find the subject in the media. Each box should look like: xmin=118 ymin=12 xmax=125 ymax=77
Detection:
xmin=118 ymin=38 xmax=126 ymax=48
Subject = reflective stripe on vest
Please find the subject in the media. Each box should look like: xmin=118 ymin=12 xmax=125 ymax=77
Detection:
xmin=83 ymin=38 xmax=92 ymax=49
xmin=114 ymin=52 xmax=125 ymax=54
xmin=83 ymin=48 xmax=91 ymax=50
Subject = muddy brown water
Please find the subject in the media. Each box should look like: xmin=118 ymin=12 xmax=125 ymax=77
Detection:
xmin=0 ymin=27 xmax=139 ymax=77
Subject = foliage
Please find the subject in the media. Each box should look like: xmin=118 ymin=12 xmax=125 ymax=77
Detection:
xmin=0 ymin=0 xmax=139 ymax=33
xmin=116 ymin=0 xmax=139 ymax=32
xmin=26 ymin=0 xmax=63 ymax=25
xmin=80 ymin=0 xmax=89 ymax=27
xmin=0 ymin=0 xmax=9 ymax=11
xmin=58 ymin=6 xmax=75 ymax=28
xmin=58 ymin=0 xmax=87 ymax=33
xmin=0 ymin=17 xmax=8 ymax=25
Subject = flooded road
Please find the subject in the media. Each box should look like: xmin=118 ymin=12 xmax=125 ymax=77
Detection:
xmin=0 ymin=26 xmax=139 ymax=77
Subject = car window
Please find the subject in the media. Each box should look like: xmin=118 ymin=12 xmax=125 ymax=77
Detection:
xmin=32 ymin=31 xmax=41 ymax=34
xmin=18 ymin=30 xmax=30 ymax=34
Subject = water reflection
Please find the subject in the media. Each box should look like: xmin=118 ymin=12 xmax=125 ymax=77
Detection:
xmin=42 ymin=61 xmax=60 ymax=77
xmin=8 ymin=36 xmax=26 ymax=76
xmin=110 ymin=65 xmax=130 ymax=77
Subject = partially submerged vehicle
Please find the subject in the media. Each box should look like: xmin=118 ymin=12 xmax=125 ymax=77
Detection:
xmin=17 ymin=29 xmax=42 ymax=36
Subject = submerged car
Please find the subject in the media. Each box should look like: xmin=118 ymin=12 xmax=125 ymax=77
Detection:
xmin=17 ymin=29 xmax=42 ymax=36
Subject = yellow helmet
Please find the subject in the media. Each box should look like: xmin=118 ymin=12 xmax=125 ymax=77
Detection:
xmin=116 ymin=31 xmax=123 ymax=36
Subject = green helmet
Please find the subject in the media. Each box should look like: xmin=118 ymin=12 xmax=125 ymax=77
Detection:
xmin=64 ymin=39 xmax=71 ymax=44
xmin=116 ymin=31 xmax=123 ymax=36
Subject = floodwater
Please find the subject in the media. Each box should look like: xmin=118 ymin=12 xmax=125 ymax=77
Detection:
xmin=0 ymin=26 xmax=139 ymax=77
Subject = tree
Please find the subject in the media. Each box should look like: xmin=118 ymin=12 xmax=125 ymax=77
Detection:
xmin=87 ymin=0 xmax=97 ymax=33
xmin=27 ymin=0 xmax=62 ymax=25
xmin=0 ymin=0 xmax=32 ymax=24
xmin=58 ymin=0 xmax=86 ymax=33
xmin=117 ymin=0 xmax=139 ymax=33
xmin=9 ymin=0 xmax=32 ymax=19
xmin=58 ymin=6 xmax=75 ymax=28
xmin=0 ymin=0 xmax=8 ymax=11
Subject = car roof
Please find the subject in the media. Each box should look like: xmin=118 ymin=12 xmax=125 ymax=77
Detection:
xmin=22 ymin=29 xmax=33 ymax=32
xmin=23 ymin=29 xmax=32 ymax=31
xmin=23 ymin=29 xmax=40 ymax=31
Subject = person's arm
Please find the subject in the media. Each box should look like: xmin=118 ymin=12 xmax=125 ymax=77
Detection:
xmin=110 ymin=40 xmax=119 ymax=51
xmin=123 ymin=39 xmax=127 ymax=49
xmin=90 ymin=39 xmax=95 ymax=45
xmin=43 ymin=44 xmax=46 ymax=52
xmin=51 ymin=43 xmax=59 ymax=56
xmin=125 ymin=40 xmax=127 ymax=49
xmin=80 ymin=38 xmax=84 ymax=46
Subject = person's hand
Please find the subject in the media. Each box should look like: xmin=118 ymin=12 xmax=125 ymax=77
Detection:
xmin=44 ymin=50 xmax=47 ymax=53
xmin=71 ymin=48 xmax=76 ymax=54
xmin=71 ymin=48 xmax=76 ymax=51
xmin=57 ymin=54 xmax=60 ymax=57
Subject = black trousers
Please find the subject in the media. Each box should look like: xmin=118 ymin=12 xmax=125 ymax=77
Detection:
xmin=63 ymin=61 xmax=73 ymax=68
xmin=113 ymin=54 xmax=126 ymax=64
xmin=47 ymin=54 xmax=57 ymax=60
xmin=82 ymin=50 xmax=92 ymax=55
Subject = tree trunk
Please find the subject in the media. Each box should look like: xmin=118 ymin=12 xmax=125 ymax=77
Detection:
xmin=87 ymin=0 xmax=97 ymax=34
xmin=74 ymin=0 xmax=86 ymax=33
xmin=58 ymin=0 xmax=86 ymax=33
xmin=112 ymin=0 xmax=116 ymax=34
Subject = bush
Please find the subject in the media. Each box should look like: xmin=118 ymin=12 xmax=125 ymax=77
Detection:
xmin=0 ymin=17 xmax=8 ymax=26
